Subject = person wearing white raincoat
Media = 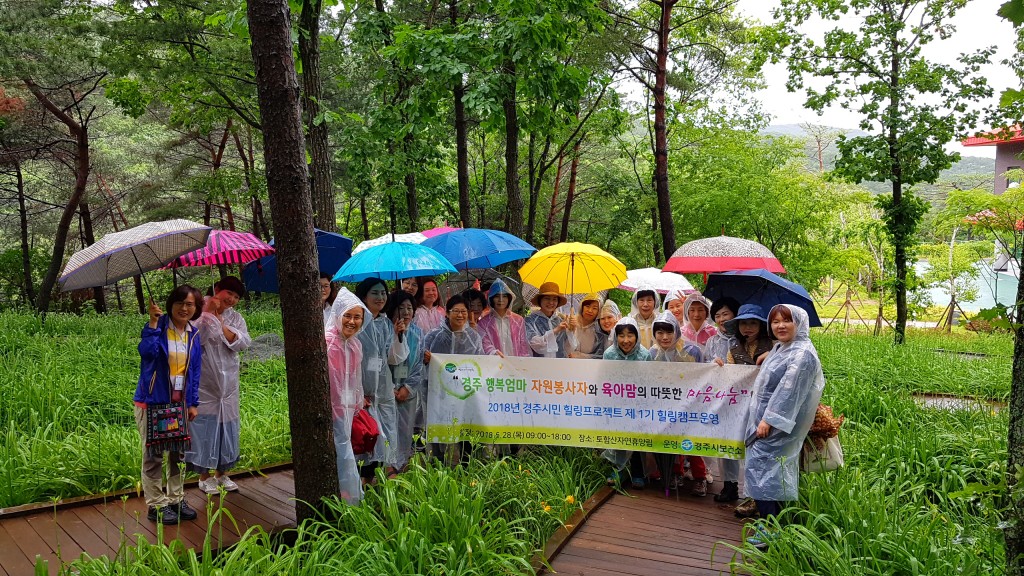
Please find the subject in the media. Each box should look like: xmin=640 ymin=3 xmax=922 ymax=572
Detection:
xmin=187 ymin=276 xmax=252 ymax=494
xmin=601 ymin=317 xmax=652 ymax=487
xmin=423 ymin=295 xmax=484 ymax=463
xmin=744 ymin=304 xmax=824 ymax=520
xmin=525 ymin=282 xmax=577 ymax=358
xmin=570 ymin=293 xmax=608 ymax=359
xmin=325 ymin=288 xmax=371 ymax=504
xmin=384 ymin=290 xmax=424 ymax=470
xmin=354 ymin=279 xmax=410 ymax=474
xmin=648 ymin=311 xmax=701 ymax=362
xmin=629 ymin=286 xmax=661 ymax=349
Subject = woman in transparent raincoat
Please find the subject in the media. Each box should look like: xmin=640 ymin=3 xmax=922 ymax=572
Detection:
xmin=187 ymin=276 xmax=252 ymax=494
xmin=384 ymin=289 xmax=423 ymax=471
xmin=325 ymin=288 xmax=371 ymax=504
xmin=354 ymin=278 xmax=410 ymax=475
xmin=570 ymin=293 xmax=608 ymax=359
xmin=744 ymin=304 xmax=824 ymax=526
xmin=525 ymin=281 xmax=577 ymax=358
xmin=423 ymin=295 xmax=484 ymax=463
xmin=629 ymin=286 xmax=661 ymax=349
xmin=601 ymin=317 xmax=652 ymax=488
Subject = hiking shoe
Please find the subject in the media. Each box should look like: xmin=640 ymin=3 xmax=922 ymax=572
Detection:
xmin=691 ymin=478 xmax=708 ymax=497
xmin=175 ymin=500 xmax=198 ymax=521
xmin=198 ymin=477 xmax=220 ymax=494
xmin=746 ymin=526 xmax=777 ymax=550
xmin=668 ymin=475 xmax=682 ymax=490
xmin=606 ymin=469 xmax=626 ymax=486
xmin=218 ymin=475 xmax=239 ymax=491
xmin=147 ymin=505 xmax=179 ymax=525
xmin=734 ymin=497 xmax=759 ymax=518
xmin=714 ymin=481 xmax=739 ymax=503
xmin=631 ymin=477 xmax=646 ymax=490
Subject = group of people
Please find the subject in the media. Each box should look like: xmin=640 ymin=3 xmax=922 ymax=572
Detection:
xmin=136 ymin=270 xmax=825 ymax=548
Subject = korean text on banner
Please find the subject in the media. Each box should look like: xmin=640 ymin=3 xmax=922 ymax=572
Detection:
xmin=426 ymin=354 xmax=757 ymax=459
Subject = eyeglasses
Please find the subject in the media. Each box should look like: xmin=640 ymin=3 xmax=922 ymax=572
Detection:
xmin=450 ymin=309 xmax=469 ymax=316
xmin=173 ymin=302 xmax=197 ymax=309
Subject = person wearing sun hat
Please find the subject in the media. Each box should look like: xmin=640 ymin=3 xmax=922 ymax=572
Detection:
xmin=525 ymin=281 xmax=577 ymax=358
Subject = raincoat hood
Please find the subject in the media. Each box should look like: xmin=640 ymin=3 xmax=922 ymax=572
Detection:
xmin=605 ymin=316 xmax=649 ymax=360
xmin=651 ymin=310 xmax=681 ymax=341
xmin=600 ymin=300 xmax=621 ymax=322
xmin=326 ymin=287 xmax=372 ymax=339
xmin=769 ymin=304 xmax=811 ymax=342
xmin=682 ymin=293 xmax=711 ymax=324
xmin=629 ymin=284 xmax=662 ymax=319
xmin=487 ymin=279 xmax=517 ymax=309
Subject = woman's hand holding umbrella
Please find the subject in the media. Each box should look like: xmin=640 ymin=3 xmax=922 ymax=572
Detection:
xmin=148 ymin=300 xmax=162 ymax=329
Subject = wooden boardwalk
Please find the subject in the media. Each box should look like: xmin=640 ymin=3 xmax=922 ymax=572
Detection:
xmin=0 ymin=467 xmax=296 ymax=576
xmin=1 ymin=464 xmax=748 ymax=576
xmin=545 ymin=479 xmax=748 ymax=575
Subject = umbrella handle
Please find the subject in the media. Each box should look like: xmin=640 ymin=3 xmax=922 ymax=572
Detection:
xmin=129 ymin=247 xmax=154 ymax=303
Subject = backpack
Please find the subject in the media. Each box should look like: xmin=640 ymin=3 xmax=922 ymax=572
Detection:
xmin=351 ymin=409 xmax=380 ymax=456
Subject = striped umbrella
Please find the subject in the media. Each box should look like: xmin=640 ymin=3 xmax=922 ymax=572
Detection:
xmin=164 ymin=230 xmax=275 ymax=268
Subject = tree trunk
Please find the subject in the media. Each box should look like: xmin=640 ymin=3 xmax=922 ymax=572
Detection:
xmin=246 ymin=0 xmax=338 ymax=521
xmin=652 ymin=0 xmax=677 ymax=258
xmin=502 ymin=62 xmax=522 ymax=237
xmin=26 ymin=80 xmax=90 ymax=314
xmin=403 ymin=133 xmax=419 ymax=229
xmin=651 ymin=205 xmax=662 ymax=264
xmin=546 ymin=152 xmax=565 ymax=245
xmin=15 ymin=161 xmax=34 ymax=304
xmin=1007 ymin=271 xmax=1024 ymax=574
xmin=79 ymin=199 xmax=107 ymax=313
xmin=887 ymin=50 xmax=907 ymax=344
xmin=451 ymin=0 xmax=471 ymax=228
xmin=360 ymin=194 xmax=370 ymax=239
xmin=559 ymin=141 xmax=581 ymax=242
xmin=299 ymin=0 xmax=337 ymax=232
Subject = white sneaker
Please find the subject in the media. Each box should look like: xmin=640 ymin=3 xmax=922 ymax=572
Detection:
xmin=218 ymin=475 xmax=239 ymax=492
xmin=198 ymin=477 xmax=220 ymax=494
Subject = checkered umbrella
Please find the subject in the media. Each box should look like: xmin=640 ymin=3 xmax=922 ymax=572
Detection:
xmin=59 ymin=219 xmax=211 ymax=291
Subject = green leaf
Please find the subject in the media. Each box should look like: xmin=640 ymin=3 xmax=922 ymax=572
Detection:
xmin=998 ymin=0 xmax=1024 ymax=26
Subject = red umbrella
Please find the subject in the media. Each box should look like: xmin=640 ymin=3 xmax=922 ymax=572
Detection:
xmin=164 ymin=230 xmax=274 ymax=268
xmin=663 ymin=235 xmax=785 ymax=275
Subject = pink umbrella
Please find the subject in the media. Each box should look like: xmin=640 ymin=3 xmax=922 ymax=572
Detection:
xmin=164 ymin=230 xmax=275 ymax=268
xmin=420 ymin=225 xmax=461 ymax=238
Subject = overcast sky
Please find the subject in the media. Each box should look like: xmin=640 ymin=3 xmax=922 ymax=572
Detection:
xmin=734 ymin=0 xmax=1019 ymax=158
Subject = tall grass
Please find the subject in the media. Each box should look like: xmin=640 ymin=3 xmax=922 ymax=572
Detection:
xmin=0 ymin=311 xmax=291 ymax=507
xmin=733 ymin=330 xmax=1010 ymax=574
xmin=57 ymin=447 xmax=605 ymax=575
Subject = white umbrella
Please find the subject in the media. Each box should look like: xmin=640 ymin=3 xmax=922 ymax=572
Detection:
xmin=351 ymin=232 xmax=427 ymax=255
xmin=59 ymin=219 xmax=212 ymax=292
xmin=618 ymin=267 xmax=695 ymax=294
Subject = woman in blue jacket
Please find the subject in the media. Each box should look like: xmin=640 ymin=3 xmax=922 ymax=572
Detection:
xmin=134 ymin=285 xmax=203 ymax=525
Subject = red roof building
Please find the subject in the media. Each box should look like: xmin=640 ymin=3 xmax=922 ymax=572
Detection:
xmin=962 ymin=126 xmax=1024 ymax=195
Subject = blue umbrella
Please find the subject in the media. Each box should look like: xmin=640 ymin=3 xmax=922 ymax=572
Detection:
xmin=420 ymin=228 xmax=536 ymax=270
xmin=332 ymin=241 xmax=457 ymax=283
xmin=702 ymin=269 xmax=822 ymax=327
xmin=242 ymin=229 xmax=353 ymax=293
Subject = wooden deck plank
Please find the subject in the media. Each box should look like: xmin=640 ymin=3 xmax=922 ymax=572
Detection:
xmin=0 ymin=522 xmax=33 ymax=576
xmin=234 ymin=480 xmax=298 ymax=523
xmin=68 ymin=505 xmax=135 ymax=560
xmin=55 ymin=506 xmax=118 ymax=560
xmin=25 ymin=512 xmax=87 ymax=569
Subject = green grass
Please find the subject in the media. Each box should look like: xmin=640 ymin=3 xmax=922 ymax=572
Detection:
xmin=53 ymin=447 xmax=605 ymax=576
xmin=0 ymin=310 xmax=292 ymax=508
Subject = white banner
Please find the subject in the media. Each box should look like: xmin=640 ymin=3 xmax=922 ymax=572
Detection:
xmin=426 ymin=354 xmax=757 ymax=459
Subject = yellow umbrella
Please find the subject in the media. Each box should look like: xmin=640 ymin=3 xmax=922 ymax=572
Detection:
xmin=518 ymin=242 xmax=627 ymax=297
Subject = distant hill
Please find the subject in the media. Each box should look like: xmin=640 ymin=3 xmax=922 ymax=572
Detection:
xmin=765 ymin=124 xmax=994 ymax=205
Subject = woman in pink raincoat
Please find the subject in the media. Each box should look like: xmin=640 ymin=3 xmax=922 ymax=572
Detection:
xmin=476 ymin=280 xmax=530 ymax=357
xmin=325 ymin=287 xmax=371 ymax=505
